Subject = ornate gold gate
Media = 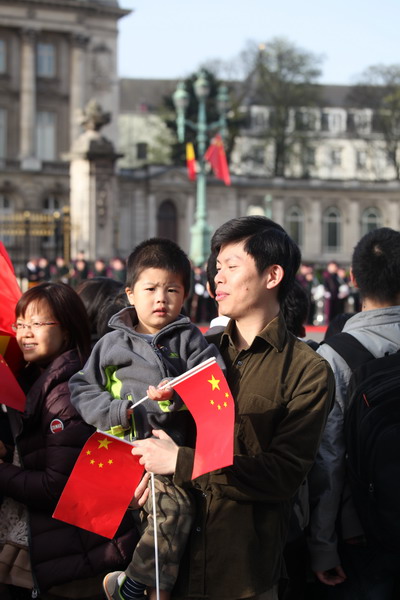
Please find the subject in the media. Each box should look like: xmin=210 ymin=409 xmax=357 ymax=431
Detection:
xmin=0 ymin=207 xmax=71 ymax=276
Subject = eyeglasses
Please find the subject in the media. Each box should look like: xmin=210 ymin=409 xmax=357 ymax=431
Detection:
xmin=12 ymin=321 xmax=60 ymax=332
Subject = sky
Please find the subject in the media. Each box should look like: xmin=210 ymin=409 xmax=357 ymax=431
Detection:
xmin=118 ymin=0 xmax=400 ymax=85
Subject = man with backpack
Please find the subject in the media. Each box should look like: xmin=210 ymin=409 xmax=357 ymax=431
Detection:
xmin=308 ymin=227 xmax=400 ymax=599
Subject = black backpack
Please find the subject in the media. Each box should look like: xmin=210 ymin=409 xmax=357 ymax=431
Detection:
xmin=324 ymin=332 xmax=400 ymax=551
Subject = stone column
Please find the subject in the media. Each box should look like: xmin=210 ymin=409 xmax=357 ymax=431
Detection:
xmin=20 ymin=29 xmax=39 ymax=169
xmin=67 ymin=101 xmax=121 ymax=261
xmin=70 ymin=34 xmax=89 ymax=147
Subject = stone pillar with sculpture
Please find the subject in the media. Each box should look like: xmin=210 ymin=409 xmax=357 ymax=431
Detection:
xmin=67 ymin=99 xmax=122 ymax=262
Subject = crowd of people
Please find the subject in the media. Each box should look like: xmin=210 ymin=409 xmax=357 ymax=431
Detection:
xmin=24 ymin=254 xmax=358 ymax=328
xmin=1 ymin=217 xmax=399 ymax=600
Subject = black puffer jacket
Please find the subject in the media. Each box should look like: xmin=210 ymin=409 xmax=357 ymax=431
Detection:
xmin=1 ymin=349 xmax=138 ymax=593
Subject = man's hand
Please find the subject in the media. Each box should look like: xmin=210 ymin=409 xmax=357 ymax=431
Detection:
xmin=314 ymin=565 xmax=347 ymax=586
xmin=129 ymin=472 xmax=150 ymax=509
xmin=131 ymin=430 xmax=178 ymax=474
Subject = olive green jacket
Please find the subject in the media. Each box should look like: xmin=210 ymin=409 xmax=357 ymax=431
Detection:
xmin=173 ymin=313 xmax=334 ymax=600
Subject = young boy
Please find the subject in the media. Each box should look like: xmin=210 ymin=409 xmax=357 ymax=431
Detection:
xmin=69 ymin=238 xmax=223 ymax=600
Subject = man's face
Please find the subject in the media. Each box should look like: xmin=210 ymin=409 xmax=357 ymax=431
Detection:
xmin=214 ymin=241 xmax=271 ymax=320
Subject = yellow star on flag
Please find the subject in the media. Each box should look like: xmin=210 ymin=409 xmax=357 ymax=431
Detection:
xmin=98 ymin=462 xmax=104 ymax=468
xmin=86 ymin=450 xmax=91 ymax=455
xmin=98 ymin=438 xmax=112 ymax=450
xmin=208 ymin=375 xmax=220 ymax=391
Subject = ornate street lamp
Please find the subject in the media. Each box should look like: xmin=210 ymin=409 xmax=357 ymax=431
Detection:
xmin=173 ymin=71 xmax=229 ymax=266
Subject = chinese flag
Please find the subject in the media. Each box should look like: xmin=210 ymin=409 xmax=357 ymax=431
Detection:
xmin=186 ymin=142 xmax=196 ymax=181
xmin=170 ymin=358 xmax=234 ymax=479
xmin=204 ymin=134 xmax=231 ymax=186
xmin=0 ymin=242 xmax=23 ymax=375
xmin=53 ymin=431 xmax=144 ymax=539
xmin=0 ymin=355 xmax=26 ymax=411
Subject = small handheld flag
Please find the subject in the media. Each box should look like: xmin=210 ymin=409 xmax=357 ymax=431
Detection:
xmin=53 ymin=431 xmax=144 ymax=538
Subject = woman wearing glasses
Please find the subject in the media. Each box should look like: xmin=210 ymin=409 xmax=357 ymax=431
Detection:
xmin=0 ymin=282 xmax=139 ymax=600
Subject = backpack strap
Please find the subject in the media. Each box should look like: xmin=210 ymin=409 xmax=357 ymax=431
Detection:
xmin=322 ymin=332 xmax=375 ymax=372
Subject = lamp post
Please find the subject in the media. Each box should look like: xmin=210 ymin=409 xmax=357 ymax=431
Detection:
xmin=173 ymin=71 xmax=229 ymax=267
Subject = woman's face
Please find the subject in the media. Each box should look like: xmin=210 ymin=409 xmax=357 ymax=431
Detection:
xmin=15 ymin=299 xmax=66 ymax=366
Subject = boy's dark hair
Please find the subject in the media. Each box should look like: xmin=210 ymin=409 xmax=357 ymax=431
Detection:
xmin=15 ymin=282 xmax=91 ymax=366
xmin=126 ymin=238 xmax=192 ymax=295
xmin=352 ymin=227 xmax=400 ymax=304
xmin=281 ymin=280 xmax=310 ymax=338
xmin=211 ymin=215 xmax=301 ymax=303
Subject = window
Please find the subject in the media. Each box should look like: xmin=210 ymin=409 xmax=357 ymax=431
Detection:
xmin=295 ymin=110 xmax=316 ymax=131
xmin=36 ymin=111 xmax=56 ymax=160
xmin=361 ymin=207 xmax=382 ymax=236
xmin=0 ymin=193 xmax=13 ymax=247
xmin=37 ymin=43 xmax=55 ymax=77
xmin=286 ymin=206 xmax=304 ymax=247
xmin=306 ymin=147 xmax=316 ymax=166
xmin=43 ymin=196 xmax=60 ymax=212
xmin=331 ymin=149 xmax=342 ymax=166
xmin=157 ymin=200 xmax=177 ymax=241
xmin=0 ymin=108 xmax=6 ymax=159
xmin=323 ymin=207 xmax=341 ymax=252
xmin=356 ymin=150 xmax=367 ymax=169
xmin=0 ymin=40 xmax=6 ymax=74
xmin=137 ymin=143 xmax=148 ymax=160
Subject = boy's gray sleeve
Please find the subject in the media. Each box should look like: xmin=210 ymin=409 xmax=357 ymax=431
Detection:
xmin=69 ymin=339 xmax=132 ymax=432
xmin=185 ymin=326 xmax=226 ymax=373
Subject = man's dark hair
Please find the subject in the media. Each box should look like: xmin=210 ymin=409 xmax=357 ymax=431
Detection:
xmin=206 ymin=249 xmax=218 ymax=299
xmin=211 ymin=215 xmax=301 ymax=303
xmin=281 ymin=280 xmax=310 ymax=337
xmin=352 ymin=227 xmax=400 ymax=304
xmin=126 ymin=238 xmax=192 ymax=295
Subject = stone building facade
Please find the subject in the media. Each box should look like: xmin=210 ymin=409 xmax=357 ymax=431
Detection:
xmin=0 ymin=0 xmax=127 ymax=273
xmin=1 ymin=1 xmax=399 ymax=276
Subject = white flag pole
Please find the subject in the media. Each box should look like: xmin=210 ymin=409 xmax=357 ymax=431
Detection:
xmin=150 ymin=472 xmax=160 ymax=600
xmin=129 ymin=357 xmax=217 ymax=410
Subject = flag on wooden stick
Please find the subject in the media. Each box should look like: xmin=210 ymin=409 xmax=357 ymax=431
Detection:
xmin=53 ymin=431 xmax=144 ymax=538
xmin=169 ymin=357 xmax=235 ymax=479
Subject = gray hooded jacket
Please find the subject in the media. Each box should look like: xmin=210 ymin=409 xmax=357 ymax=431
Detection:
xmin=70 ymin=307 xmax=223 ymax=446
xmin=308 ymin=306 xmax=400 ymax=572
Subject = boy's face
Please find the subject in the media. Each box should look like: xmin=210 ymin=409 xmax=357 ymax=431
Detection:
xmin=126 ymin=267 xmax=186 ymax=335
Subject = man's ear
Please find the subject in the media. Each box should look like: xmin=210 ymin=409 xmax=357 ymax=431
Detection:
xmin=349 ymin=268 xmax=358 ymax=288
xmin=265 ymin=264 xmax=285 ymax=290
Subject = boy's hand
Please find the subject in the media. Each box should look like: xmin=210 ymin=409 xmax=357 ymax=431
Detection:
xmin=147 ymin=383 xmax=173 ymax=402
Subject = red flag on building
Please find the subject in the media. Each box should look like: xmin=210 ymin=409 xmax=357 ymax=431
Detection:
xmin=53 ymin=431 xmax=144 ymax=539
xmin=204 ymin=134 xmax=231 ymax=186
xmin=170 ymin=357 xmax=235 ymax=479
xmin=0 ymin=242 xmax=24 ymax=375
xmin=0 ymin=355 xmax=26 ymax=411
xmin=186 ymin=142 xmax=196 ymax=181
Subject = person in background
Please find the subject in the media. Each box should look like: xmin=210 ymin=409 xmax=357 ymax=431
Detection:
xmin=76 ymin=277 xmax=126 ymax=347
xmin=0 ymin=282 xmax=139 ymax=600
xmin=131 ymin=216 xmax=334 ymax=600
xmin=308 ymin=227 xmax=400 ymax=599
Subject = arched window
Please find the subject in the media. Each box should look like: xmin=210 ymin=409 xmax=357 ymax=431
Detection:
xmin=323 ymin=207 xmax=341 ymax=252
xmin=361 ymin=207 xmax=382 ymax=236
xmin=286 ymin=206 xmax=304 ymax=247
xmin=157 ymin=200 xmax=177 ymax=241
xmin=0 ymin=194 xmax=10 ymax=212
xmin=43 ymin=196 xmax=60 ymax=212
